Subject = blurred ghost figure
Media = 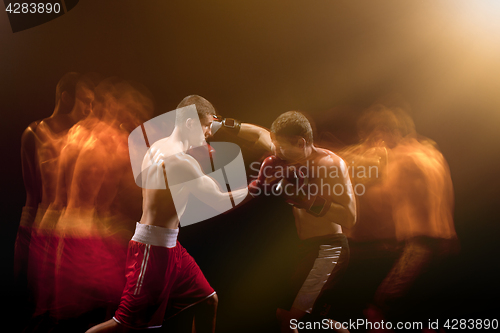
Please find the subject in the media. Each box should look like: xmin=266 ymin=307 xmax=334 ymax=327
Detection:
xmin=340 ymin=104 xmax=458 ymax=328
xmin=47 ymin=77 xmax=154 ymax=322
xmin=20 ymin=76 xmax=153 ymax=332
xmin=15 ymin=72 xmax=94 ymax=325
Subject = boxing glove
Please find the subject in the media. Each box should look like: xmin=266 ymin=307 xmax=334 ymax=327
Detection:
xmin=248 ymin=155 xmax=287 ymax=196
xmin=186 ymin=143 xmax=216 ymax=174
xmin=211 ymin=115 xmax=241 ymax=135
xmin=277 ymin=171 xmax=331 ymax=217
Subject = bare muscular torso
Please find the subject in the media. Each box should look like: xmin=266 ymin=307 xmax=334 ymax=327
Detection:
xmin=139 ymin=135 xmax=248 ymax=229
xmin=139 ymin=137 xmax=192 ymax=229
xmin=292 ymin=147 xmax=356 ymax=240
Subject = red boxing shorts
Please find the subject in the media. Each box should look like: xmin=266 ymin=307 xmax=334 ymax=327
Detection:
xmin=27 ymin=209 xmax=61 ymax=317
xmin=113 ymin=223 xmax=215 ymax=329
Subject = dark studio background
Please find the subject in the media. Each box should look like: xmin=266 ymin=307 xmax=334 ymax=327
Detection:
xmin=1 ymin=0 xmax=499 ymax=331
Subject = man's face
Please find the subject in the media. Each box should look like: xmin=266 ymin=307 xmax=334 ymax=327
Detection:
xmin=271 ymin=134 xmax=305 ymax=163
xmin=189 ymin=113 xmax=213 ymax=147
xmin=201 ymin=113 xmax=213 ymax=139
xmin=73 ymin=86 xmax=94 ymax=118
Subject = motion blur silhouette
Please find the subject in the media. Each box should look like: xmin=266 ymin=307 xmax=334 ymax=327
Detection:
xmin=16 ymin=75 xmax=154 ymax=332
xmin=15 ymin=72 xmax=94 ymax=327
xmin=339 ymin=103 xmax=458 ymax=329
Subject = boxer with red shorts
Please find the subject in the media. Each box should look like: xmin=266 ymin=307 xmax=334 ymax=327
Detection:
xmin=87 ymin=95 xmax=248 ymax=333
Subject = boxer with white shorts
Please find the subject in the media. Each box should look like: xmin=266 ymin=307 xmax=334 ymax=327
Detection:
xmin=252 ymin=111 xmax=356 ymax=333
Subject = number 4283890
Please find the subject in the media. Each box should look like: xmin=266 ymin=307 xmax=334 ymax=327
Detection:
xmin=5 ymin=2 xmax=61 ymax=14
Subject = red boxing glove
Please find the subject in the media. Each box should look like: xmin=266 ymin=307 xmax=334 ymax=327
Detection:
xmin=248 ymin=155 xmax=287 ymax=197
xmin=186 ymin=143 xmax=216 ymax=174
xmin=277 ymin=172 xmax=331 ymax=217
xmin=281 ymin=164 xmax=307 ymax=188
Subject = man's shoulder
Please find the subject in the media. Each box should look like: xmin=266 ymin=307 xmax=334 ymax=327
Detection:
xmin=37 ymin=117 xmax=66 ymax=136
xmin=22 ymin=120 xmax=41 ymax=136
xmin=146 ymin=147 xmax=200 ymax=176
xmin=21 ymin=120 xmax=43 ymax=149
xmin=314 ymin=147 xmax=345 ymax=167
xmin=149 ymin=137 xmax=169 ymax=150
xmin=166 ymin=152 xmax=199 ymax=169
xmin=30 ymin=117 xmax=68 ymax=142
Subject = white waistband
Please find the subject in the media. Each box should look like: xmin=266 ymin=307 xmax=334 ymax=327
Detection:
xmin=131 ymin=223 xmax=179 ymax=248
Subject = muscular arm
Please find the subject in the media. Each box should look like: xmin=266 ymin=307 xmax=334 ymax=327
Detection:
xmin=21 ymin=122 xmax=41 ymax=208
xmin=140 ymin=143 xmax=248 ymax=227
xmin=321 ymin=156 xmax=357 ymax=229
xmin=168 ymin=155 xmax=248 ymax=212
xmin=237 ymin=123 xmax=273 ymax=153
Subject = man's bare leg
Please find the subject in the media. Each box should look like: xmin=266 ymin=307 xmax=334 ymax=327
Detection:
xmin=192 ymin=293 xmax=218 ymax=333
